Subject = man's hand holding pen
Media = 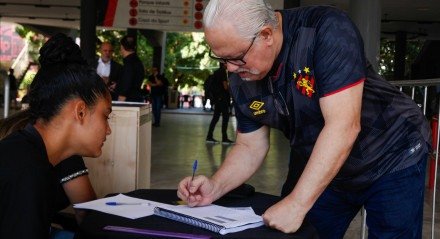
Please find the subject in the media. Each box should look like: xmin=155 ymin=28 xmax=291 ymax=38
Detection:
xmin=178 ymin=175 xmax=217 ymax=207
xmin=177 ymin=160 xmax=219 ymax=207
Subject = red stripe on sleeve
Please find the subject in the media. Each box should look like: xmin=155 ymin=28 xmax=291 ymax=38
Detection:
xmin=103 ymin=0 xmax=118 ymax=27
xmin=323 ymin=78 xmax=365 ymax=97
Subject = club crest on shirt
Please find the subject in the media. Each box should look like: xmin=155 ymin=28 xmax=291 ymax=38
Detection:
xmin=249 ymin=101 xmax=266 ymax=116
xmin=293 ymin=67 xmax=315 ymax=98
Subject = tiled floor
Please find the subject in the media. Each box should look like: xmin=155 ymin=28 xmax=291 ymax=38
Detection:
xmin=151 ymin=108 xmax=440 ymax=238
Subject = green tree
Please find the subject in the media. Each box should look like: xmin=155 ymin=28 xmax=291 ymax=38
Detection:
xmin=164 ymin=32 xmax=217 ymax=89
xmin=15 ymin=25 xmax=46 ymax=63
xmin=137 ymin=34 xmax=154 ymax=72
xmin=379 ymin=39 xmax=424 ymax=80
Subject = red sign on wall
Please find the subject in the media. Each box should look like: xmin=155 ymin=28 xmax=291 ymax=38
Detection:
xmin=0 ymin=22 xmax=25 ymax=63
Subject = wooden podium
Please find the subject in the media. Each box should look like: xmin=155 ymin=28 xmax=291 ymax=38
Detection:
xmin=84 ymin=102 xmax=152 ymax=198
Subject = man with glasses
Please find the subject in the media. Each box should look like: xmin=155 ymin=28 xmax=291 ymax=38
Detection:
xmin=177 ymin=0 xmax=431 ymax=238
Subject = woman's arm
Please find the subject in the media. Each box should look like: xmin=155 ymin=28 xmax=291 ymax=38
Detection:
xmin=62 ymin=175 xmax=96 ymax=224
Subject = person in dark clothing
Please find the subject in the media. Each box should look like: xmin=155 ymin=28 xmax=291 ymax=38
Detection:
xmin=96 ymin=42 xmax=122 ymax=101
xmin=161 ymin=73 xmax=170 ymax=109
xmin=0 ymin=33 xmax=111 ymax=239
xmin=116 ymin=35 xmax=145 ymax=102
xmin=203 ymin=74 xmax=214 ymax=111
xmin=206 ymin=63 xmax=234 ymax=144
xmin=177 ymin=1 xmax=431 ymax=237
xmin=8 ymin=68 xmax=18 ymax=109
xmin=148 ymin=67 xmax=165 ymax=127
xmin=0 ymin=110 xmax=97 ymax=237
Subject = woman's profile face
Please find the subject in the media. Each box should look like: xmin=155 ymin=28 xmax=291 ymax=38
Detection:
xmin=81 ymin=94 xmax=112 ymax=157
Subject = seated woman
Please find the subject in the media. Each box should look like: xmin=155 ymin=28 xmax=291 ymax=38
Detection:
xmin=0 ymin=110 xmax=96 ymax=231
xmin=0 ymin=33 xmax=112 ymax=239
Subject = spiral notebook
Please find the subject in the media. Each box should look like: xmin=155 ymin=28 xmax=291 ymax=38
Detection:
xmin=154 ymin=204 xmax=264 ymax=235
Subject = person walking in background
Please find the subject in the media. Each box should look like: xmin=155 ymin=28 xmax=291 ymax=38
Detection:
xmin=116 ymin=35 xmax=145 ymax=102
xmin=203 ymin=74 xmax=214 ymax=111
xmin=148 ymin=67 xmax=165 ymax=127
xmin=8 ymin=68 xmax=18 ymax=109
xmin=96 ymin=42 xmax=122 ymax=101
xmin=206 ymin=63 xmax=234 ymax=144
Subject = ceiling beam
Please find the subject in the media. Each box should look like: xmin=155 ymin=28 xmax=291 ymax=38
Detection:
xmin=0 ymin=2 xmax=79 ymax=8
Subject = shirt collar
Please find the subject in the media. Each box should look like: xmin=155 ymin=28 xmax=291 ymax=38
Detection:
xmin=98 ymin=58 xmax=110 ymax=65
xmin=23 ymin=124 xmax=50 ymax=164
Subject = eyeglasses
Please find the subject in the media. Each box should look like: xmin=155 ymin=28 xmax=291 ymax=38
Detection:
xmin=267 ymin=76 xmax=290 ymax=116
xmin=209 ymin=35 xmax=257 ymax=66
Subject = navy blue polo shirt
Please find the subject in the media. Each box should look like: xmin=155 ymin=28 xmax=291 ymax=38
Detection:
xmin=230 ymin=6 xmax=431 ymax=191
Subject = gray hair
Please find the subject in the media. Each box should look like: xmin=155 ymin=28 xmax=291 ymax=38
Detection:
xmin=203 ymin=0 xmax=278 ymax=40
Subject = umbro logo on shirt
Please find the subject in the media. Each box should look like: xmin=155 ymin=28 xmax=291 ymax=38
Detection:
xmin=250 ymin=101 xmax=266 ymax=116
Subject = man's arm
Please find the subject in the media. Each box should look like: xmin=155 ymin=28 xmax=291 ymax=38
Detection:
xmin=211 ymin=125 xmax=270 ymax=198
xmin=178 ymin=125 xmax=270 ymax=206
xmin=263 ymin=82 xmax=363 ymax=233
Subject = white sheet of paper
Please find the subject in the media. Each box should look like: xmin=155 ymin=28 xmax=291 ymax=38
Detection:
xmin=73 ymin=194 xmax=168 ymax=219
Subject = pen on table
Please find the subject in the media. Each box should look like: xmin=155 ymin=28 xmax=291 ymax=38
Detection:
xmin=105 ymin=202 xmax=151 ymax=206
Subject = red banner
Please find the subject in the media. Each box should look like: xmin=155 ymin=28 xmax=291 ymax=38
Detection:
xmin=0 ymin=22 xmax=25 ymax=63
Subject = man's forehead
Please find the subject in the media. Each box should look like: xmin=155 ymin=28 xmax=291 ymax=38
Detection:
xmin=206 ymin=28 xmax=246 ymax=57
xmin=101 ymin=43 xmax=113 ymax=50
xmin=206 ymin=23 xmax=238 ymax=42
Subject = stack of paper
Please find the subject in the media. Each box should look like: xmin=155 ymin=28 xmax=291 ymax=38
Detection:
xmin=154 ymin=204 xmax=264 ymax=235
xmin=74 ymin=194 xmax=264 ymax=235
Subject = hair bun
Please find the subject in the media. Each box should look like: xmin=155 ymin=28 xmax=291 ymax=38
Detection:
xmin=39 ymin=33 xmax=87 ymax=67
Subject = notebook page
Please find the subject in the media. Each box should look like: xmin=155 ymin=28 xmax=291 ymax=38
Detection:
xmin=158 ymin=204 xmax=263 ymax=230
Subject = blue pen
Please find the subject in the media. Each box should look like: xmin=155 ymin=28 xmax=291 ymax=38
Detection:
xmin=191 ymin=159 xmax=198 ymax=182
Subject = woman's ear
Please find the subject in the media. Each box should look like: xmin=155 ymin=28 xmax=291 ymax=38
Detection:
xmin=74 ymin=100 xmax=87 ymax=122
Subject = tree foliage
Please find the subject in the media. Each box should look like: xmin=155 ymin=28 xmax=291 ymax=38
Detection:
xmin=137 ymin=34 xmax=154 ymax=72
xmin=379 ymin=39 xmax=424 ymax=80
xmin=164 ymin=32 xmax=217 ymax=89
xmin=15 ymin=25 xmax=46 ymax=64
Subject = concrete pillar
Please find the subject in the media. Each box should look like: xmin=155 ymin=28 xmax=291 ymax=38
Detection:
xmin=80 ymin=0 xmax=97 ymax=66
xmin=394 ymin=31 xmax=407 ymax=80
xmin=158 ymin=32 xmax=166 ymax=74
xmin=349 ymin=0 xmax=381 ymax=71
xmin=4 ymin=75 xmax=10 ymax=118
xmin=140 ymin=30 xmax=166 ymax=73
